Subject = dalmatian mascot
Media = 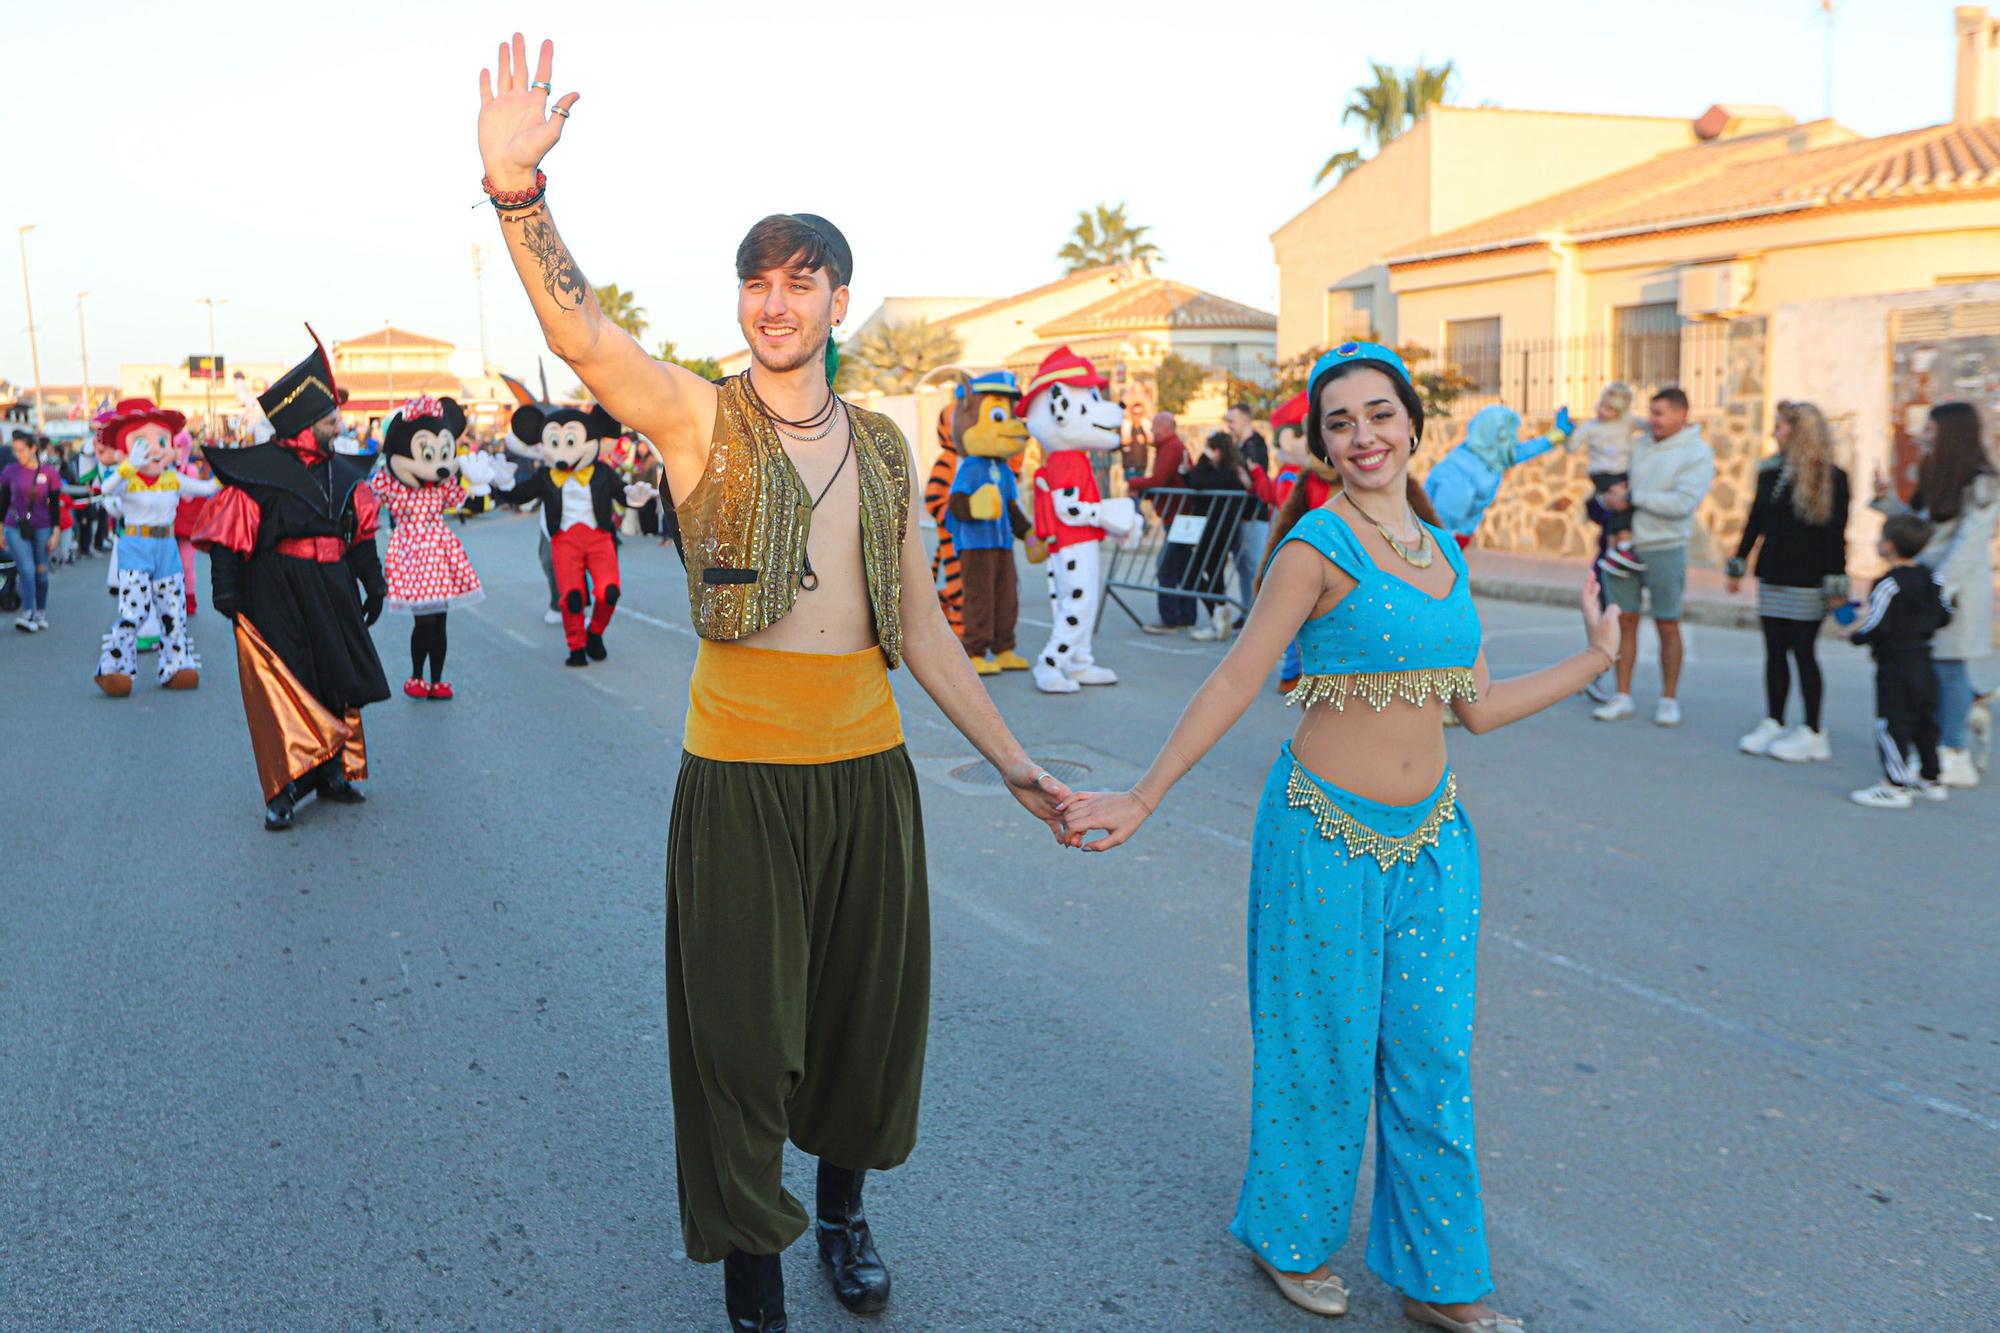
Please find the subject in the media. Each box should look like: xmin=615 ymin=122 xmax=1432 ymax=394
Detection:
xmin=1019 ymin=346 xmax=1140 ymax=695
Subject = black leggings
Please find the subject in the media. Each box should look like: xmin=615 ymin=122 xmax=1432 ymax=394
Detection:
xmin=1761 ymin=616 xmax=1823 ymax=730
xmin=410 ymin=612 xmax=449 ymax=683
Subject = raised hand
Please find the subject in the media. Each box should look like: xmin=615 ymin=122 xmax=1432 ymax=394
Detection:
xmin=1580 ymin=573 xmax=1619 ymax=661
xmin=1062 ymin=789 xmax=1154 ymax=853
xmin=477 ymin=33 xmax=579 ymax=189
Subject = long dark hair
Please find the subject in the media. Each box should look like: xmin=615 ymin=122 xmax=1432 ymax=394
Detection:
xmin=1916 ymin=401 xmax=1993 ymax=522
xmin=1263 ymin=359 xmax=1440 ymax=583
xmin=1203 ymin=431 xmax=1247 ymax=474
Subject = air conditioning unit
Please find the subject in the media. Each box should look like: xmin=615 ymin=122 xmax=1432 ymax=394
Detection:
xmin=1677 ymin=260 xmax=1755 ymax=319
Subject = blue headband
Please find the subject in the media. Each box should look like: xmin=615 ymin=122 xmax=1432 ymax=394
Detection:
xmin=1307 ymin=339 xmax=1412 ymax=392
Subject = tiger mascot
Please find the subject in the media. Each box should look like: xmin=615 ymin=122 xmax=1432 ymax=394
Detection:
xmin=923 ymin=402 xmax=964 ymax=635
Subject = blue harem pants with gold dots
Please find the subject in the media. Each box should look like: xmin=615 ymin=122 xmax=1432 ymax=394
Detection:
xmin=1229 ymin=742 xmax=1492 ymax=1304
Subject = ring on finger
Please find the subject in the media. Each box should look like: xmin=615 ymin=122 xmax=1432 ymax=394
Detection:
xmin=529 ymin=80 xmax=552 ymax=93
xmin=552 ymin=105 xmax=571 ymax=117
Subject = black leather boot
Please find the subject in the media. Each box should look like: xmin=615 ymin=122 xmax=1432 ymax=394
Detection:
xmin=816 ymin=1159 xmax=890 ymax=1313
xmin=585 ymin=630 xmax=608 ymax=661
xmin=263 ymin=782 xmax=298 ymax=832
xmin=722 ymin=1249 xmax=787 ymax=1332
xmin=314 ymin=763 xmax=366 ymax=804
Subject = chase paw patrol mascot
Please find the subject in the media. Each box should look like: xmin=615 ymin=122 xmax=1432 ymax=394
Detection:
xmin=1020 ymin=346 xmax=1139 ymax=694
xmin=1423 ymin=402 xmax=1573 ymax=545
xmin=943 ymin=371 xmax=1047 ymax=675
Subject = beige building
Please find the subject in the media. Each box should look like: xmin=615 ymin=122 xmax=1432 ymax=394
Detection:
xmin=118 ymin=361 xmax=290 ymax=437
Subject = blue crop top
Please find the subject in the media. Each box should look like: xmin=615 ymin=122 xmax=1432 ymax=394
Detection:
xmin=1275 ymin=507 xmax=1482 ymax=711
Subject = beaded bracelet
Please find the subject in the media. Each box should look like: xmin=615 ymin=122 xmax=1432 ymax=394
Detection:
xmin=481 ymin=170 xmax=546 ymax=207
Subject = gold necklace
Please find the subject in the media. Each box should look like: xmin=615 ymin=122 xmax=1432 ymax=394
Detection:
xmin=1343 ymin=492 xmax=1433 ymax=569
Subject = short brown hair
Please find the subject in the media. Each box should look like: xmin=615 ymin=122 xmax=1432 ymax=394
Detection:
xmin=1651 ymin=386 xmax=1689 ymax=412
xmin=1881 ymin=512 xmax=1934 ymax=559
xmin=735 ymin=214 xmax=852 ymax=289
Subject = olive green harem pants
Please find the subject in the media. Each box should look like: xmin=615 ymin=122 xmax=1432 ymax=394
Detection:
xmin=665 ymin=744 xmax=931 ymax=1263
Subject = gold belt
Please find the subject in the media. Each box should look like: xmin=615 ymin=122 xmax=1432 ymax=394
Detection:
xmin=1285 ymin=666 xmax=1478 ymax=712
xmin=1285 ymin=762 xmax=1459 ymax=870
xmin=123 ymin=525 xmax=173 ymax=539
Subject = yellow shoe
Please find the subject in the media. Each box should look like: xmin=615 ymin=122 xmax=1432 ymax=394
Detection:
xmin=973 ymin=656 xmax=1002 ymax=676
xmin=992 ymin=650 xmax=1032 ymax=671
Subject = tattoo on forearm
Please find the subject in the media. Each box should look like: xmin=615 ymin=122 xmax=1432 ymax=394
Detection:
xmin=518 ymin=214 xmax=588 ymax=312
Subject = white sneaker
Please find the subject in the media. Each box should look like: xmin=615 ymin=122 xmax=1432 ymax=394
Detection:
xmin=1190 ymin=619 xmax=1224 ymax=642
xmin=1768 ymin=726 xmax=1832 ymax=763
xmin=32 ymin=610 xmax=47 ymax=629
xmin=1738 ymin=718 xmax=1785 ymax=755
xmin=1654 ymin=697 xmax=1683 ymax=727
xmin=1592 ymin=692 xmax=1635 ymax=722
xmin=1938 ymin=747 xmax=1980 ymax=789
xmin=1584 ymin=674 xmax=1614 ymax=704
xmin=1850 ymin=783 xmax=1913 ymax=809
xmin=543 ymin=608 xmax=563 ymax=625
xmin=13 ymin=614 xmax=37 ymax=633
xmin=1914 ymin=778 xmax=1950 ymax=802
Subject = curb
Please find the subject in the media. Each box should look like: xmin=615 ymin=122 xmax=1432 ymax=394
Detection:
xmin=1468 ymin=575 xmax=1764 ymax=631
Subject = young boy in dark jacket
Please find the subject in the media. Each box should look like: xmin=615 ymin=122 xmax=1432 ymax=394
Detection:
xmin=1846 ymin=513 xmax=1954 ymax=808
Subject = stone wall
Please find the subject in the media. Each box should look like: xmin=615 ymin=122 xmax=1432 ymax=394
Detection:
xmin=1414 ymin=316 xmax=1769 ymax=567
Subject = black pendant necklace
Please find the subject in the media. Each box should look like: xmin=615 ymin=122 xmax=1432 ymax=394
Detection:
xmin=795 ymin=434 xmax=853 ymax=592
xmin=743 ymin=370 xmax=837 ymax=432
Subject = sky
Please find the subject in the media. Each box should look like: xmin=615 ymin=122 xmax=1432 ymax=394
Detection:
xmin=3 ymin=0 xmax=1974 ymax=394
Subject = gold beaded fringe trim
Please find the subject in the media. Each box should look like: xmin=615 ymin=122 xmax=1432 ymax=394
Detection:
xmin=1285 ymin=764 xmax=1459 ymax=870
xmin=1284 ymin=667 xmax=1478 ymax=712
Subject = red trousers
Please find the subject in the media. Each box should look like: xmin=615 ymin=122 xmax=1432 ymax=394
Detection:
xmin=551 ymin=525 xmax=619 ymax=650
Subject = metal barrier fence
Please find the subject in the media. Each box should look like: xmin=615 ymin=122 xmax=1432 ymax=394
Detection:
xmin=1099 ymin=488 xmax=1262 ymax=631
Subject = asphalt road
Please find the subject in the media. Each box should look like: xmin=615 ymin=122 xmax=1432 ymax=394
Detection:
xmin=2 ymin=513 xmax=1995 ymax=1332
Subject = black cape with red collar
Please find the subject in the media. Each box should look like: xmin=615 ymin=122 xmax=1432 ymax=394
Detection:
xmin=203 ymin=442 xmax=389 ymax=711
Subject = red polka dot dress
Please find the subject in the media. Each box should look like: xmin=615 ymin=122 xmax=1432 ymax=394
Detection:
xmin=367 ymin=473 xmax=485 ymax=614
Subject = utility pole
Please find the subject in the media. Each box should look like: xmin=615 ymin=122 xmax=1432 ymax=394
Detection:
xmin=471 ymin=243 xmax=491 ymax=373
xmin=196 ymin=297 xmax=228 ymax=434
xmin=1822 ymin=0 xmax=1836 ymax=121
xmin=18 ymin=225 xmax=45 ymax=434
xmin=77 ymin=292 xmax=92 ymax=422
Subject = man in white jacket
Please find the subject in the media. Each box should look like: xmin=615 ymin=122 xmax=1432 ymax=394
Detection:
xmin=1595 ymin=387 xmax=1716 ymax=726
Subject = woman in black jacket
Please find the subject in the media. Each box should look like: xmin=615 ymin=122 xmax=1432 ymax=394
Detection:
xmin=1186 ymin=432 xmax=1254 ymax=641
xmin=1727 ymin=400 xmax=1850 ymax=761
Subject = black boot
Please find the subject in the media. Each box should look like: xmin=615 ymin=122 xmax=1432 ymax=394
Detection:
xmin=565 ymin=647 xmax=589 ymax=667
xmin=313 ymin=762 xmax=366 ymax=805
xmin=722 ymin=1249 xmax=787 ymax=1332
xmin=816 ymin=1159 xmax=890 ymax=1313
xmin=585 ymin=630 xmax=608 ymax=661
xmin=263 ymin=783 xmax=298 ymax=832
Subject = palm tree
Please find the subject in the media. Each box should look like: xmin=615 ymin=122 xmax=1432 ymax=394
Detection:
xmin=593 ymin=283 xmax=648 ymax=340
xmin=1315 ymin=60 xmax=1457 ymax=186
xmin=1057 ymin=203 xmax=1162 ymax=273
xmin=839 ymin=320 xmax=964 ymax=396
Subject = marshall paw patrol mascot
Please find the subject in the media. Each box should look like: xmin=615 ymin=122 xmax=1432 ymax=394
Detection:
xmin=493 ymin=403 xmax=657 ymax=666
xmin=943 ymin=370 xmax=1047 ymax=674
xmin=1019 ymin=346 xmax=1139 ymax=695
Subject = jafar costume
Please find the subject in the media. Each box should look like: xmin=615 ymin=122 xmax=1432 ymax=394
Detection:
xmin=194 ymin=328 xmax=390 ymax=830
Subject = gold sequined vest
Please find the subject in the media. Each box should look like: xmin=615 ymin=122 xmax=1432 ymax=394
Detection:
xmin=676 ymin=374 xmax=911 ymax=666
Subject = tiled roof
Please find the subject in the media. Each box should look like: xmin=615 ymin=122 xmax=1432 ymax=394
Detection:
xmin=1035 ymin=279 xmax=1276 ymax=336
xmin=334 ymin=327 xmax=455 ymax=349
xmin=940 ymin=264 xmax=1129 ymax=326
xmin=1387 ymin=119 xmax=2000 ymax=263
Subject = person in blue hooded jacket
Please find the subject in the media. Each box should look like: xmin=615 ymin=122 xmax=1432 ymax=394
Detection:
xmin=1423 ymin=403 xmax=1572 ymax=545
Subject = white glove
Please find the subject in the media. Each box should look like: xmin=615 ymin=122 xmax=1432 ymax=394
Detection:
xmin=1095 ymin=497 xmax=1141 ymax=539
xmin=624 ymin=481 xmax=659 ymax=509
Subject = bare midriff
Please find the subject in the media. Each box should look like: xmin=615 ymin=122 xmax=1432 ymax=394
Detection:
xmin=1292 ymin=703 xmax=1452 ymax=808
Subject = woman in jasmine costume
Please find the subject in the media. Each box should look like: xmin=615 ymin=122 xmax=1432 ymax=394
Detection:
xmin=1067 ymin=343 xmax=1620 ymax=1333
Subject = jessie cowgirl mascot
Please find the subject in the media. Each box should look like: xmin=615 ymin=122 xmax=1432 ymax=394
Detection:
xmin=368 ymin=395 xmax=510 ymax=698
xmin=194 ymin=328 xmax=391 ymax=832
xmin=90 ymin=399 xmax=222 ymax=695
xmin=1067 ymin=341 xmax=1621 ymax=1333
xmin=491 ymin=402 xmax=656 ymax=666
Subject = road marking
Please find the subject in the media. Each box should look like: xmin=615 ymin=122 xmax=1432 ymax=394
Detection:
xmin=498 ymin=626 xmax=537 ymax=649
xmin=1496 ymin=933 xmax=2000 ymax=1136
xmin=621 ymin=608 xmax=697 ymax=638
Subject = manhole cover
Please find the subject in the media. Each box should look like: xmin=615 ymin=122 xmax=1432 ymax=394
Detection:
xmin=946 ymin=757 xmax=1092 ymax=788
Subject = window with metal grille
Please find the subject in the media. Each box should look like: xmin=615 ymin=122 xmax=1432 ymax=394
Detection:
xmin=1327 ymin=286 xmax=1375 ymax=342
xmin=1445 ymin=317 xmax=1501 ymax=394
xmin=1613 ymin=303 xmax=1682 ymax=389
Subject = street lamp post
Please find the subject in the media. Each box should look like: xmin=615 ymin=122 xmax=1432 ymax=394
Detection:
xmin=77 ymin=291 xmax=92 ymax=423
xmin=196 ymin=297 xmax=227 ymax=434
xmin=18 ymin=225 xmax=46 ymax=434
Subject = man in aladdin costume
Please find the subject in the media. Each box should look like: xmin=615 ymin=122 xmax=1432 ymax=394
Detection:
xmin=476 ymin=34 xmax=1077 ymax=1331
xmin=195 ymin=327 xmax=390 ymax=831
